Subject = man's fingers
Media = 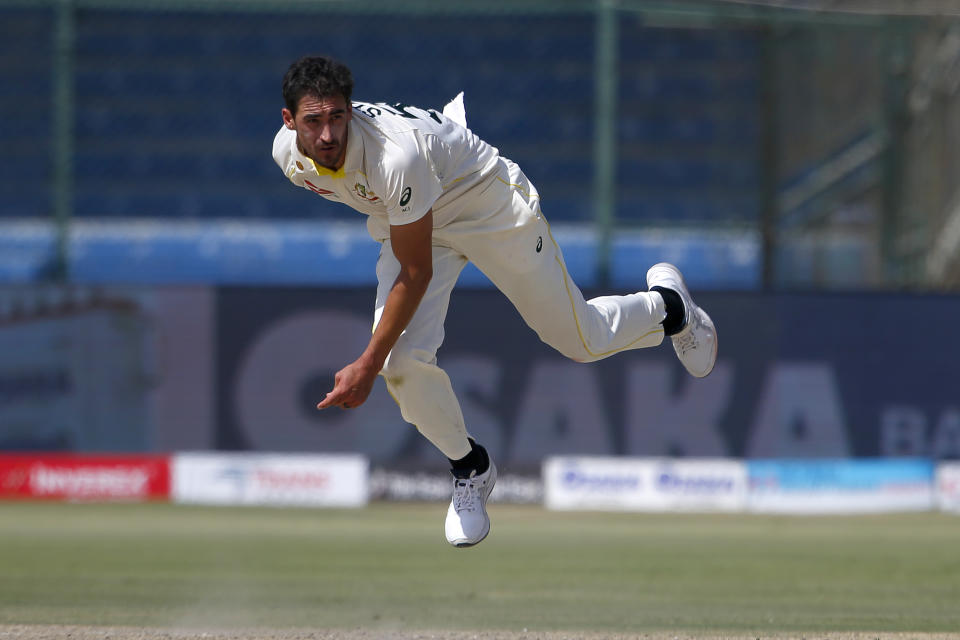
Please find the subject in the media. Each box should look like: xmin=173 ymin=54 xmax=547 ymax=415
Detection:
xmin=317 ymin=390 xmax=341 ymax=410
xmin=317 ymin=388 xmax=363 ymax=410
xmin=317 ymin=361 xmax=372 ymax=411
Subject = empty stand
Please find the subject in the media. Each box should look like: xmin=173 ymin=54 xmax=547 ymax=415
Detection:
xmin=0 ymin=6 xmax=765 ymax=287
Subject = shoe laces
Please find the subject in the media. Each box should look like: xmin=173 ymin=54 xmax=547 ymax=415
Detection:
xmin=675 ymin=330 xmax=698 ymax=355
xmin=673 ymin=314 xmax=699 ymax=355
xmin=452 ymin=474 xmax=484 ymax=513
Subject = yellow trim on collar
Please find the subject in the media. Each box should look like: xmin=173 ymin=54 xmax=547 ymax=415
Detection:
xmin=309 ymin=157 xmax=347 ymax=179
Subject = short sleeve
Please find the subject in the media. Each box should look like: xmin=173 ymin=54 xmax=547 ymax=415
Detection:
xmin=377 ymin=136 xmax=442 ymax=226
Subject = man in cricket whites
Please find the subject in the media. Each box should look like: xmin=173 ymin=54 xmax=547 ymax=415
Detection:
xmin=274 ymin=56 xmax=717 ymax=548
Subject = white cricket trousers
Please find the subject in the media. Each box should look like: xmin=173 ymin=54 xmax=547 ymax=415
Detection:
xmin=372 ymin=159 xmax=666 ymax=460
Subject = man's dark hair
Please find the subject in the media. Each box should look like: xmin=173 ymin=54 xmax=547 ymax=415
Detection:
xmin=282 ymin=55 xmax=354 ymax=114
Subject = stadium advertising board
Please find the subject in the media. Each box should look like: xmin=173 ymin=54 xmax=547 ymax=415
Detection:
xmin=747 ymin=459 xmax=935 ymax=514
xmin=172 ymin=452 xmax=369 ymax=507
xmin=936 ymin=463 xmax=960 ymax=513
xmin=0 ymin=454 xmax=170 ymax=501
xmin=6 ymin=287 xmax=959 ymax=471
xmin=0 ymin=287 xmax=216 ymax=454
xmin=214 ymin=289 xmax=960 ymax=469
xmin=0 ymin=300 xmax=152 ymax=451
xmin=544 ymin=457 xmax=747 ymax=511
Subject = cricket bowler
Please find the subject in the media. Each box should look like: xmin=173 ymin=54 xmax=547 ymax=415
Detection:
xmin=273 ymin=56 xmax=717 ymax=547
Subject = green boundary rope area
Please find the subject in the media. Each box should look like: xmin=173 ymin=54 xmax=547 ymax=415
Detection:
xmin=0 ymin=502 xmax=957 ymax=634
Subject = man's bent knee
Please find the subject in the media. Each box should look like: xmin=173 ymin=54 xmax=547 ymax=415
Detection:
xmin=539 ymin=332 xmax=604 ymax=364
xmin=380 ymin=345 xmax=438 ymax=381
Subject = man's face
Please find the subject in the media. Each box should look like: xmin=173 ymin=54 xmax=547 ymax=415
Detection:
xmin=282 ymin=93 xmax=352 ymax=171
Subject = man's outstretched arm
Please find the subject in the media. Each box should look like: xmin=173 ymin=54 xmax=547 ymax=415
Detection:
xmin=317 ymin=209 xmax=434 ymax=410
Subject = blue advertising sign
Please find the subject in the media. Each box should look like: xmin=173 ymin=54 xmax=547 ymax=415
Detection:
xmin=748 ymin=459 xmax=934 ymax=491
xmin=215 ymin=289 xmax=960 ymax=469
xmin=746 ymin=458 xmax=935 ymax=513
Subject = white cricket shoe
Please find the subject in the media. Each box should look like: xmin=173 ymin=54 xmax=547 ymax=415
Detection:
xmin=646 ymin=262 xmax=718 ymax=378
xmin=444 ymin=460 xmax=497 ymax=548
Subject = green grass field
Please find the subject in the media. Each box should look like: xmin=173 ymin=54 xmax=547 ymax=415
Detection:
xmin=0 ymin=501 xmax=957 ymax=635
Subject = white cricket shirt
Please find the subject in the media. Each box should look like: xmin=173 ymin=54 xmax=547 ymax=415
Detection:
xmin=273 ymin=99 xmax=502 ymax=240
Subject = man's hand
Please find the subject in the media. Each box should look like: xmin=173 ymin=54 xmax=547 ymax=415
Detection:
xmin=316 ymin=209 xmax=435 ymax=411
xmin=317 ymin=356 xmax=379 ymax=410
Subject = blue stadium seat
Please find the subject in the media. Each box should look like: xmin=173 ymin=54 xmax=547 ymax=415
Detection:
xmin=618 ymin=114 xmax=717 ymax=144
xmin=0 ymin=191 xmax=52 ymax=218
xmin=68 ymin=221 xmax=382 ymax=285
xmin=620 ymin=28 xmax=757 ymax=62
xmin=0 ymin=5 xmax=766 ymax=290
xmin=0 ymin=7 xmax=52 ymax=221
xmin=0 ymin=222 xmax=57 ymax=282
xmin=610 ymin=230 xmax=761 ymax=289
xmin=615 ymin=191 xmax=759 ymax=225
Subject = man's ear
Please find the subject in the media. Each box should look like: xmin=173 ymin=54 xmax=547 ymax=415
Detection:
xmin=282 ymin=107 xmax=296 ymax=130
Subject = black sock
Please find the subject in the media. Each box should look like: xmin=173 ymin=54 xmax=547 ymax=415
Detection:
xmin=449 ymin=439 xmax=489 ymax=478
xmin=650 ymin=286 xmax=686 ymax=336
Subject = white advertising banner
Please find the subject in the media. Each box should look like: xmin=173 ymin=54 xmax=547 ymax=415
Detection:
xmin=544 ymin=456 xmax=747 ymax=512
xmin=936 ymin=463 xmax=960 ymax=513
xmin=173 ymin=452 xmax=368 ymax=508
